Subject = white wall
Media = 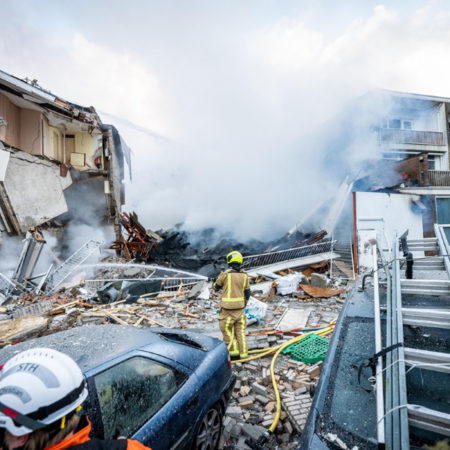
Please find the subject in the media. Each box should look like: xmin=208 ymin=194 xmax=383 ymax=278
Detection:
xmin=356 ymin=192 xmax=424 ymax=270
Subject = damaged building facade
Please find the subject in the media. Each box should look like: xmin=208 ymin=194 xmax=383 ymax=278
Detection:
xmin=0 ymin=69 xmax=131 ymax=240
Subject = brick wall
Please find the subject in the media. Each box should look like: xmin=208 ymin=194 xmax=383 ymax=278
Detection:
xmin=393 ymin=154 xmax=430 ymax=187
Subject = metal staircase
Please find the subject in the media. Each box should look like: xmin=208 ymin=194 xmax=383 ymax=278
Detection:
xmin=332 ymin=228 xmax=356 ymax=279
xmin=44 ymin=239 xmax=103 ymax=294
xmin=373 ymin=226 xmax=450 ymax=448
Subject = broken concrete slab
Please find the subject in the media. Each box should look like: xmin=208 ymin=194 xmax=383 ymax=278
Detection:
xmin=310 ymin=273 xmax=330 ymax=288
xmin=187 ymin=281 xmax=207 ymax=299
xmin=0 ymin=315 xmax=47 ymax=342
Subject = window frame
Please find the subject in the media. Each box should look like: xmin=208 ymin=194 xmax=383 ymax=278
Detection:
xmin=380 ymin=117 xmax=414 ymax=130
xmin=86 ymin=351 xmax=190 ymax=439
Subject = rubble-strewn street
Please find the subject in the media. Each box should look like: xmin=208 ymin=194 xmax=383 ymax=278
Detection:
xmin=0 ymin=244 xmax=355 ymax=449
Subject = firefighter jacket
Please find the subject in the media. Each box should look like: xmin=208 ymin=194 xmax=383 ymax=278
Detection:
xmin=215 ymin=269 xmax=250 ymax=310
xmin=45 ymin=417 xmax=151 ymax=450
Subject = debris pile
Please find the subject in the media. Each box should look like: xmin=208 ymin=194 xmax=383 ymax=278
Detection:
xmin=222 ymin=359 xmax=325 ymax=449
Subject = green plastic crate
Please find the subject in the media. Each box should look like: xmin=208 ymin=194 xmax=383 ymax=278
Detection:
xmin=282 ymin=333 xmax=329 ymax=363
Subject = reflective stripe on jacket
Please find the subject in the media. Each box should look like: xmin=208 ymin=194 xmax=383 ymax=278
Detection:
xmin=45 ymin=417 xmax=151 ymax=450
xmin=216 ymin=269 xmax=250 ymax=310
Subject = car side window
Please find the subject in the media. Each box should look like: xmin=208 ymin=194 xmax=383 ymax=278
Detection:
xmin=94 ymin=356 xmax=186 ymax=439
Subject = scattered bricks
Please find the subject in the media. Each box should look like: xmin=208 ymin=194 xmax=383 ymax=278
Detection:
xmin=284 ymin=421 xmax=293 ymax=434
xmin=306 ymin=362 xmax=322 ymax=378
xmin=255 ymin=395 xmax=269 ymax=405
xmin=244 ymin=364 xmax=258 ymax=373
xmin=274 ymin=375 xmax=281 ymax=382
xmin=265 ymin=402 xmax=276 ymax=413
xmin=263 ymin=414 xmax=274 ymax=422
xmin=230 ymin=423 xmax=243 ymax=439
xmin=283 ymin=382 xmax=294 ymax=392
xmin=235 ymin=436 xmax=251 ymax=450
xmin=258 ymin=342 xmax=270 ymax=349
xmin=244 ymin=413 xmax=250 ymax=420
xmin=280 ymin=411 xmax=287 ymax=421
xmin=242 ymin=423 xmax=266 ymax=442
xmin=256 ymin=334 xmax=268 ymax=341
xmin=262 ymin=419 xmax=273 ymax=427
xmin=226 ymin=406 xmax=243 ymax=419
xmin=238 ymin=370 xmax=249 ymax=379
xmin=234 ymin=380 xmax=241 ymax=391
xmin=247 ymin=414 xmax=259 ymax=424
xmin=223 ymin=417 xmax=236 ymax=440
xmin=251 ymin=382 xmax=267 ymax=397
xmin=281 ymin=433 xmax=290 ymax=443
xmin=242 ymin=377 xmax=249 ymax=386
xmin=241 ymin=386 xmax=251 ymax=396
xmin=294 ymin=386 xmax=307 ymax=395
xmin=277 ymin=384 xmax=286 ymax=392
xmin=238 ymin=395 xmax=255 ymax=404
xmin=238 ymin=401 xmax=253 ymax=410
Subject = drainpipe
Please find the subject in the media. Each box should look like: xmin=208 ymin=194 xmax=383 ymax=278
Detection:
xmin=63 ymin=127 xmax=66 ymax=164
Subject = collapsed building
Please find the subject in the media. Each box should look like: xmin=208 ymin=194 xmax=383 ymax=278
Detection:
xmin=0 ymin=69 xmax=131 ymax=239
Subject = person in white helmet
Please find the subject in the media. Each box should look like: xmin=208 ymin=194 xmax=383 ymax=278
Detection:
xmin=0 ymin=348 xmax=151 ymax=450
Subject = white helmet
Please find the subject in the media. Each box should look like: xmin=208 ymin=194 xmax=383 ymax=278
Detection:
xmin=0 ymin=348 xmax=88 ymax=436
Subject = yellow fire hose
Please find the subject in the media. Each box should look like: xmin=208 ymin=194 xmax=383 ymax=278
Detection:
xmin=226 ymin=319 xmax=337 ymax=435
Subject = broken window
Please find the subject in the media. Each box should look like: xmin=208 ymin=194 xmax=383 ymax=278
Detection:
xmin=94 ymin=356 xmax=185 ymax=439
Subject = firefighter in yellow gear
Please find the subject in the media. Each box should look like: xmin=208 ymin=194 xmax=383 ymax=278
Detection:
xmin=213 ymin=251 xmax=251 ymax=360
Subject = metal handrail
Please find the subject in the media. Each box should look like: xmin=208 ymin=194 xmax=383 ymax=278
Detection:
xmin=241 ymin=240 xmax=336 ymax=270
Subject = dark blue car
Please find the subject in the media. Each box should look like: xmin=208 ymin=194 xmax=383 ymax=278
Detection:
xmin=0 ymin=325 xmax=235 ymax=450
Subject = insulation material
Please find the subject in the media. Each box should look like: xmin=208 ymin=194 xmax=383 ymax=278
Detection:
xmin=275 ymin=308 xmax=311 ymax=330
xmin=300 ymin=284 xmax=346 ymax=298
xmin=276 ymin=273 xmax=307 ymax=295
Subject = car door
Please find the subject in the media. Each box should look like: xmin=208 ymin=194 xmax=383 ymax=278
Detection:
xmin=85 ymin=350 xmax=201 ymax=450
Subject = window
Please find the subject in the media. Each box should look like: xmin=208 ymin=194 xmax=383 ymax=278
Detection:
xmin=403 ymin=120 xmax=412 ymax=130
xmin=381 ymin=118 xmax=413 ymax=130
xmin=428 ymin=155 xmax=436 ymax=170
xmin=389 ymin=119 xmax=401 ymax=129
xmin=94 ymin=357 xmax=186 ymax=438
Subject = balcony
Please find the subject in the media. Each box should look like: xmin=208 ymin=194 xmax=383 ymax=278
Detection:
xmin=429 ymin=170 xmax=450 ymax=187
xmin=380 ymin=128 xmax=444 ymax=146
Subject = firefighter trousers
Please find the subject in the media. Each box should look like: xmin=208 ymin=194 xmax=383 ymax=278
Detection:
xmin=218 ymin=308 xmax=248 ymax=358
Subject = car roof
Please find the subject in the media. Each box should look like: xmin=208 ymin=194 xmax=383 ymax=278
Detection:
xmin=0 ymin=325 xmax=160 ymax=373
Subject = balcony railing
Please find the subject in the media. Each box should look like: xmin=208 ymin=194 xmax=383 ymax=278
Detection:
xmin=380 ymin=128 xmax=444 ymax=145
xmin=429 ymin=170 xmax=450 ymax=187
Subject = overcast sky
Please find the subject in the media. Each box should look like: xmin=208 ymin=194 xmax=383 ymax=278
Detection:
xmin=2 ymin=1 xmax=450 ymax=240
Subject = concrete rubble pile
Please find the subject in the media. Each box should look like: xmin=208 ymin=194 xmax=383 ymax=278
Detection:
xmin=222 ymin=360 xmax=324 ymax=450
xmin=0 ymin=252 xmax=356 ymax=449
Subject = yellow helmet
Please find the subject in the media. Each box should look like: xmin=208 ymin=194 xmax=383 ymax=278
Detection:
xmin=227 ymin=251 xmax=243 ymax=265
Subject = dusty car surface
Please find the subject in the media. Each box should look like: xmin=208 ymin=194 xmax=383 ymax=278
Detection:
xmin=0 ymin=325 xmax=235 ymax=450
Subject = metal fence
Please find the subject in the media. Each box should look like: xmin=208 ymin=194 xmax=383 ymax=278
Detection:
xmin=429 ymin=170 xmax=450 ymax=187
xmin=84 ymin=277 xmax=205 ymax=296
xmin=241 ymin=240 xmax=336 ymax=270
xmin=0 ymin=273 xmax=32 ymax=296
